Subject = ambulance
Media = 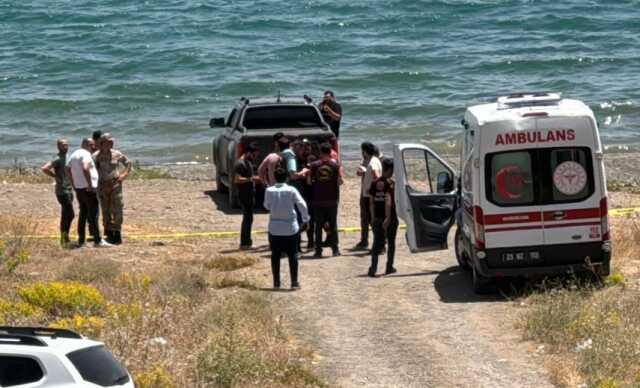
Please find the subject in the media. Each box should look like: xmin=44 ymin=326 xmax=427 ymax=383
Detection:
xmin=394 ymin=92 xmax=611 ymax=293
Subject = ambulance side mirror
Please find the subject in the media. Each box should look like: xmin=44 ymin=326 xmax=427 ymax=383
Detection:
xmin=436 ymin=171 xmax=454 ymax=193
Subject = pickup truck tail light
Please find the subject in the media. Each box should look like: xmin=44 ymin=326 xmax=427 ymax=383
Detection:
xmin=473 ymin=206 xmax=485 ymax=249
xmin=236 ymin=143 xmax=245 ymax=159
xmin=600 ymin=197 xmax=610 ymax=241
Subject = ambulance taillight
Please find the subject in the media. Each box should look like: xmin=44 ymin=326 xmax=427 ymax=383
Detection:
xmin=600 ymin=197 xmax=610 ymax=241
xmin=473 ymin=206 xmax=485 ymax=249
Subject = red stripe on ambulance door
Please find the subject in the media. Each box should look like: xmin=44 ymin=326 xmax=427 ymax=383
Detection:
xmin=542 ymin=208 xmax=600 ymax=221
xmin=484 ymin=211 xmax=541 ymax=225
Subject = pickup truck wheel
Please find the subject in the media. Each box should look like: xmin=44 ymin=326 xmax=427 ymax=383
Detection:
xmin=472 ymin=264 xmax=494 ymax=294
xmin=216 ymin=170 xmax=228 ymax=193
xmin=455 ymin=228 xmax=471 ymax=271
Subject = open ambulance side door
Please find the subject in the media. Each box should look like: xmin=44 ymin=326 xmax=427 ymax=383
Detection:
xmin=394 ymin=144 xmax=459 ymax=253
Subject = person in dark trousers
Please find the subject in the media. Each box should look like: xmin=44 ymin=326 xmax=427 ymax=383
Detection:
xmin=308 ymin=142 xmax=343 ymax=258
xmin=41 ymin=138 xmax=74 ymax=248
xmin=233 ymin=142 xmax=260 ymax=250
xmin=318 ymin=90 xmax=343 ymax=138
xmin=66 ymin=138 xmax=111 ymax=248
xmin=368 ymin=158 xmax=398 ymax=277
xmin=264 ymin=168 xmax=310 ymax=290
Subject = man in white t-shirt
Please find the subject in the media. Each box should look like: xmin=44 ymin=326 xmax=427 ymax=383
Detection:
xmin=66 ymin=138 xmax=110 ymax=247
xmin=354 ymin=141 xmax=381 ymax=250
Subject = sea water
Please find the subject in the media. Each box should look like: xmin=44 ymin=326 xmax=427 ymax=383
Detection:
xmin=1 ymin=0 xmax=639 ymax=165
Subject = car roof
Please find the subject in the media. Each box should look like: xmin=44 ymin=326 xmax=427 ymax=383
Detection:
xmin=235 ymin=96 xmax=316 ymax=107
xmin=0 ymin=327 xmax=103 ymax=356
xmin=466 ymin=94 xmax=594 ymax=126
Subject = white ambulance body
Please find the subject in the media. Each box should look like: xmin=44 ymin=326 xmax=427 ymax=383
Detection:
xmin=394 ymin=92 xmax=611 ymax=293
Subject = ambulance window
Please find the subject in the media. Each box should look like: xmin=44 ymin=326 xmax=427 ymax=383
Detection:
xmin=402 ymin=149 xmax=432 ymax=193
xmin=487 ymin=151 xmax=535 ymax=206
xmin=548 ymin=148 xmax=593 ymax=202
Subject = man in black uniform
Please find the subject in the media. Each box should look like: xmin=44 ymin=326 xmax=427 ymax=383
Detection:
xmin=318 ymin=90 xmax=343 ymax=138
xmin=41 ymin=138 xmax=74 ymax=247
xmin=368 ymin=157 xmax=399 ymax=277
xmin=234 ymin=142 xmax=260 ymax=250
xmin=308 ymin=142 xmax=343 ymax=258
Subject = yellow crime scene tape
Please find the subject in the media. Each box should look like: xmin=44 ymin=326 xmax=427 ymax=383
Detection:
xmin=22 ymin=206 xmax=640 ymax=241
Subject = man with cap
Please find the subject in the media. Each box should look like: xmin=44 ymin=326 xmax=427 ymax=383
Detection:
xmin=41 ymin=138 xmax=74 ymax=247
xmin=93 ymin=133 xmax=132 ymax=244
xmin=318 ymin=90 xmax=343 ymax=138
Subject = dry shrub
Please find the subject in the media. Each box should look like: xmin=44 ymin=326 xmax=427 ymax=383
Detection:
xmin=211 ymin=276 xmax=257 ymax=290
xmin=17 ymin=281 xmax=106 ymax=317
xmin=157 ymin=267 xmax=208 ymax=299
xmin=62 ymin=257 xmax=121 ymax=283
xmin=0 ymin=164 xmax=51 ymax=184
xmin=611 ymin=219 xmax=640 ymax=271
xmin=523 ymin=283 xmax=640 ymax=387
xmin=205 ymin=254 xmax=257 ymax=272
xmin=197 ymin=293 xmax=325 ymax=388
xmin=0 ymin=216 xmax=37 ymax=274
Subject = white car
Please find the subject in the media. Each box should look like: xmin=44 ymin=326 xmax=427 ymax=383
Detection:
xmin=0 ymin=327 xmax=134 ymax=387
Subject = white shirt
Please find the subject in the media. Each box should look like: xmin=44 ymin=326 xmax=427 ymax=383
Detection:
xmin=264 ymin=183 xmax=310 ymax=236
xmin=66 ymin=148 xmax=98 ymax=189
xmin=362 ymin=156 xmax=382 ymax=198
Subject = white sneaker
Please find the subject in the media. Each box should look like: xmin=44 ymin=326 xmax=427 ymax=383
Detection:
xmin=95 ymin=239 xmax=113 ymax=248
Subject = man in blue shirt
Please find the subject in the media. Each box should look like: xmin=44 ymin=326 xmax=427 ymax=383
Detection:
xmin=264 ymin=168 xmax=310 ymax=290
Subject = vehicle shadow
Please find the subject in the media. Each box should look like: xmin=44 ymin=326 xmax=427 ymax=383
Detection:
xmin=433 ymin=266 xmax=508 ymax=303
xmin=204 ymin=190 xmax=241 ymax=215
xmin=204 ymin=190 xmax=269 ymax=215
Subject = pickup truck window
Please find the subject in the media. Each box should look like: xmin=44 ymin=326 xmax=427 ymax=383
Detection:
xmin=242 ymin=106 xmax=323 ymax=130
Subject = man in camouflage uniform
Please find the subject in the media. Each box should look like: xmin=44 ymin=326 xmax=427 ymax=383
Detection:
xmin=94 ymin=133 xmax=132 ymax=245
xmin=41 ymin=138 xmax=74 ymax=247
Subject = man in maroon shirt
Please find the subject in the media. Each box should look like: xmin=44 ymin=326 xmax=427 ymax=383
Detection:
xmin=307 ymin=142 xmax=343 ymax=258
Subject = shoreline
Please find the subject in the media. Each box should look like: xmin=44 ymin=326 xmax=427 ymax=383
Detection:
xmin=3 ymin=151 xmax=639 ymax=186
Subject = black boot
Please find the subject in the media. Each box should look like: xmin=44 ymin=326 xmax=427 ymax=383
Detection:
xmin=113 ymin=231 xmax=122 ymax=245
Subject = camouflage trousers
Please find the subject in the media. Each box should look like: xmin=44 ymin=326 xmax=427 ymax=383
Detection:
xmin=98 ymin=186 xmax=124 ymax=232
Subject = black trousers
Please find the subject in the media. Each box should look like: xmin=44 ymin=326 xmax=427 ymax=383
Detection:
xmin=315 ymin=206 xmax=338 ymax=252
xmin=370 ymin=217 xmax=399 ymax=273
xmin=56 ymin=193 xmax=75 ymax=240
xmin=76 ymin=189 xmax=101 ymax=244
xmin=269 ymin=233 xmax=299 ymax=287
xmin=359 ymin=196 xmax=371 ymax=244
xmin=239 ymin=198 xmax=254 ymax=247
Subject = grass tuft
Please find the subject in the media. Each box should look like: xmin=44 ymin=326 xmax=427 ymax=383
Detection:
xmin=129 ymin=162 xmax=174 ymax=180
xmin=521 ymin=219 xmax=640 ymax=387
xmin=62 ymin=258 xmax=121 ymax=283
xmin=205 ymin=254 xmax=257 ymax=272
xmin=210 ymin=276 xmax=258 ymax=290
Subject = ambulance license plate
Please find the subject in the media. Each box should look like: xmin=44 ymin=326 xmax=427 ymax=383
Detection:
xmin=502 ymin=251 xmax=541 ymax=264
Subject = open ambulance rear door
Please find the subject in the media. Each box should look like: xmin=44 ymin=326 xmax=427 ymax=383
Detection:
xmin=394 ymin=144 xmax=459 ymax=253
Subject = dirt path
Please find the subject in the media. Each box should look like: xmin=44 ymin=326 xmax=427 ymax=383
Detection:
xmin=270 ymin=232 xmax=553 ymax=388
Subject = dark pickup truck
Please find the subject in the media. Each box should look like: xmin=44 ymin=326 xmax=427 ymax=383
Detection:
xmin=210 ymin=96 xmax=334 ymax=207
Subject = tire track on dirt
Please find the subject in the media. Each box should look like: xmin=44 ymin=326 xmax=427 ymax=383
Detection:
xmin=271 ymin=235 xmax=553 ymax=388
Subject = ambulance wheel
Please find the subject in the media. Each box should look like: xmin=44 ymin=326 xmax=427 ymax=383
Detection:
xmin=472 ymin=264 xmax=493 ymax=294
xmin=455 ymin=228 xmax=471 ymax=271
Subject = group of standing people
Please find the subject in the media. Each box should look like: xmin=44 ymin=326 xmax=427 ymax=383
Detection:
xmin=233 ymin=92 xmax=398 ymax=289
xmin=41 ymin=131 xmax=132 ymax=248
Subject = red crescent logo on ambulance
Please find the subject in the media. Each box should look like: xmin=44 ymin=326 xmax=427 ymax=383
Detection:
xmin=496 ymin=165 xmax=526 ymax=200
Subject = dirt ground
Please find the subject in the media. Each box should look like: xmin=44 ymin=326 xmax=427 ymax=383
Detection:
xmin=1 ymin=163 xmax=639 ymax=387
